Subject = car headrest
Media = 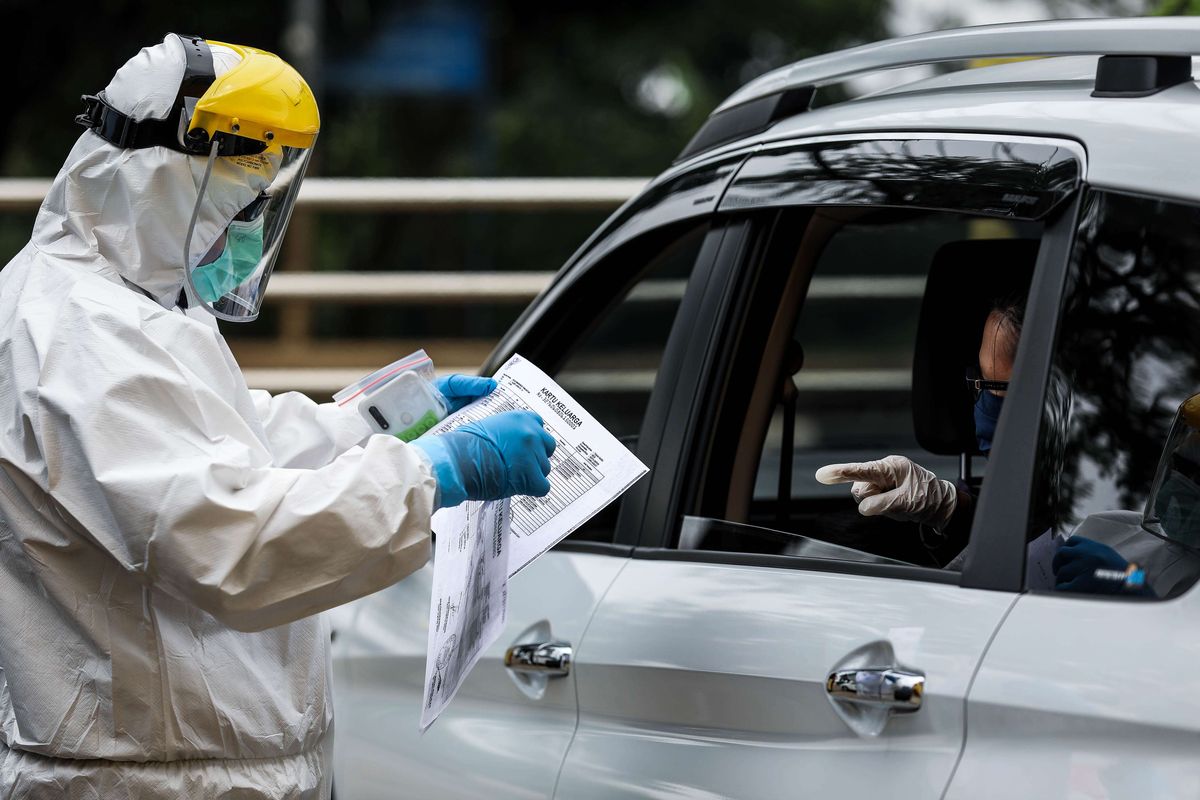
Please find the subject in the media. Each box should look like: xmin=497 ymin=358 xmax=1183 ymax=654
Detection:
xmin=912 ymin=238 xmax=1040 ymax=456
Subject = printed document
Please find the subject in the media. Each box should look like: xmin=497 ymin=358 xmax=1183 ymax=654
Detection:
xmin=419 ymin=354 xmax=648 ymax=730
xmin=419 ymin=499 xmax=510 ymax=731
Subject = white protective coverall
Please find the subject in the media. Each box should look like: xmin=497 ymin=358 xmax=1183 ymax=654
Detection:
xmin=0 ymin=38 xmax=435 ymax=798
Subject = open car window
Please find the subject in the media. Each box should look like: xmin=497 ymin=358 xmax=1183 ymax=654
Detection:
xmin=547 ymin=222 xmax=710 ymax=544
xmin=684 ymin=205 xmax=1045 ymax=573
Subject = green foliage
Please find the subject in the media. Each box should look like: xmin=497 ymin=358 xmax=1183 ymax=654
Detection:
xmin=0 ymin=1 xmax=284 ymax=178
xmin=486 ymin=0 xmax=889 ymax=176
xmin=312 ymin=0 xmax=889 ymax=179
xmin=1153 ymin=0 xmax=1200 ymax=13
xmin=0 ymin=0 xmax=890 ymax=342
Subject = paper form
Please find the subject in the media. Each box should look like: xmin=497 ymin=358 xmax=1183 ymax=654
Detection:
xmin=419 ymin=499 xmax=510 ymax=731
xmin=428 ymin=353 xmax=649 ymax=577
xmin=418 ymin=354 xmax=648 ymax=730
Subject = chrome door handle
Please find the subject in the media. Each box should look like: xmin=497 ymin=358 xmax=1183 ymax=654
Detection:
xmin=826 ymin=667 xmax=924 ymax=712
xmin=505 ymin=641 xmax=572 ymax=677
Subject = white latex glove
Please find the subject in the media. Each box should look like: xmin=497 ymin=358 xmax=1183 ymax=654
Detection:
xmin=815 ymin=455 xmax=958 ymax=531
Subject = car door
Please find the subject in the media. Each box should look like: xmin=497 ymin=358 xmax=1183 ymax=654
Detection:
xmin=946 ymin=189 xmax=1200 ymax=798
xmin=554 ymin=135 xmax=1086 ymax=799
xmin=331 ymin=155 xmax=743 ymax=797
xmin=330 ymin=550 xmax=626 ymax=798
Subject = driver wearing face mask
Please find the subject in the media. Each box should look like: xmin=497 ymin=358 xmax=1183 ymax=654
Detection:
xmin=814 ymin=298 xmax=1021 ymax=544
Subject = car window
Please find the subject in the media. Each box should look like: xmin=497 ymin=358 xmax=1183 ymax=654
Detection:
xmin=683 ymin=207 xmax=1044 ymax=572
xmin=551 ymin=223 xmax=708 ymax=543
xmin=1027 ymin=190 xmax=1200 ymax=600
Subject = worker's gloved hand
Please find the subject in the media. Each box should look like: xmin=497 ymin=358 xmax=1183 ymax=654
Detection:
xmin=411 ymin=410 xmax=556 ymax=510
xmin=1052 ymin=536 xmax=1155 ymax=597
xmin=815 ymin=455 xmax=957 ymax=531
xmin=433 ymin=374 xmax=498 ymax=413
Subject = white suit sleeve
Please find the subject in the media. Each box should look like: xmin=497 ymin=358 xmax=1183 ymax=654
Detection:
xmin=36 ymin=298 xmax=435 ymax=632
xmin=247 ymin=388 xmax=372 ymax=469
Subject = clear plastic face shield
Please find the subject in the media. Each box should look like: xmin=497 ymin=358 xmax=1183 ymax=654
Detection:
xmin=73 ymin=34 xmax=318 ymax=321
xmin=1143 ymin=393 xmax=1200 ymax=551
xmin=183 ymin=139 xmax=313 ymax=322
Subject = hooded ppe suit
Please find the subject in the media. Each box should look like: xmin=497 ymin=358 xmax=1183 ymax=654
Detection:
xmin=0 ymin=37 xmax=436 ymax=798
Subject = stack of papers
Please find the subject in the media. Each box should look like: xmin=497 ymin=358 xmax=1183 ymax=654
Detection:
xmin=419 ymin=354 xmax=647 ymax=730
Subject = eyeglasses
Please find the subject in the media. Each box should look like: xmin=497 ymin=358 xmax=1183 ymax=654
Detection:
xmin=965 ymin=365 xmax=1009 ymax=398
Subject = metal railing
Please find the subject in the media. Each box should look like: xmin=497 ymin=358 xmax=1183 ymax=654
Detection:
xmin=0 ymin=178 xmax=649 ymax=389
xmin=0 ymin=177 xmax=649 ymax=212
xmin=0 ymin=177 xmax=923 ymax=397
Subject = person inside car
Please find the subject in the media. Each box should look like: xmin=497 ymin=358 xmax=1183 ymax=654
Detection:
xmin=814 ymin=296 xmax=1022 ymax=542
xmin=816 ymin=296 xmax=1200 ymax=597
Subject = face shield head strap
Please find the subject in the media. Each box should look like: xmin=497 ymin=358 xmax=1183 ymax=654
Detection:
xmin=75 ymin=34 xmax=266 ymax=156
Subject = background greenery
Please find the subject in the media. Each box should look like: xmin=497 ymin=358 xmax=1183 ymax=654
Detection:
xmin=0 ymin=0 xmax=893 ymax=348
xmin=0 ymin=0 xmax=1178 ymax=351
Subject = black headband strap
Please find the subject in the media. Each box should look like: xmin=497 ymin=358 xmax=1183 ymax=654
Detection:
xmin=176 ymin=34 xmax=214 ymax=102
xmin=74 ymin=34 xmax=266 ymax=156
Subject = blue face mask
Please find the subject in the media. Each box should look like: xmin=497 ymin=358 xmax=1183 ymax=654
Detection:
xmin=191 ymin=217 xmax=265 ymax=304
xmin=974 ymin=390 xmax=1004 ymax=453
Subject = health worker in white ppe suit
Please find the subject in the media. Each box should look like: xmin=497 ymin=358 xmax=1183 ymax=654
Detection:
xmin=0 ymin=34 xmax=555 ymax=799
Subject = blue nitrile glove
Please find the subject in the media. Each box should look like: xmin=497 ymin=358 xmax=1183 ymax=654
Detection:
xmin=1052 ymin=536 xmax=1156 ymax=597
xmin=434 ymin=374 xmax=498 ymax=413
xmin=410 ymin=410 xmax=557 ymax=510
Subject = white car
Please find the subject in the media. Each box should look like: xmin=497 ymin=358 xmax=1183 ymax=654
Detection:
xmin=332 ymin=18 xmax=1200 ymax=799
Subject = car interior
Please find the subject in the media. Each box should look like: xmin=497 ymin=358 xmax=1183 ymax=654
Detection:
xmin=696 ymin=206 xmax=1044 ymax=569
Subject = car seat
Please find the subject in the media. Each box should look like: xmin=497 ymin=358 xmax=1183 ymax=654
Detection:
xmin=911 ymin=238 xmax=1040 ymax=486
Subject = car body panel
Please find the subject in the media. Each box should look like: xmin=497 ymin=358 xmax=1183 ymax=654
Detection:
xmin=946 ymin=583 xmax=1200 ymax=799
xmin=692 ymin=79 xmax=1200 ymax=206
xmin=331 ymin=551 xmax=628 ymax=799
xmin=554 ymin=558 xmax=1015 ymax=799
xmin=714 ymin=18 xmax=1200 ymax=112
xmin=863 ymin=54 xmax=1099 ymax=97
xmin=331 ymin=20 xmax=1200 ymax=798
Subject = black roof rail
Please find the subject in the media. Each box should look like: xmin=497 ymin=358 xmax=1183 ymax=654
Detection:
xmin=676 ymin=87 xmax=812 ymax=163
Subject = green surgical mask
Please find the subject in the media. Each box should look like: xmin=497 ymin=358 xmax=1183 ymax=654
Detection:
xmin=192 ymin=216 xmax=265 ymax=303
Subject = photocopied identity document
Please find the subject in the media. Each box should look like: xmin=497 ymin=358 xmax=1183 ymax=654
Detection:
xmin=419 ymin=354 xmax=648 ymax=730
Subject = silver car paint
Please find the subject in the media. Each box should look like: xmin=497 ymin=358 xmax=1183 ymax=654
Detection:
xmin=333 ymin=24 xmax=1200 ymax=799
xmin=947 ymin=581 xmax=1200 ymax=797
xmin=331 ymin=552 xmax=628 ymax=798
xmin=554 ymin=559 xmax=1014 ymax=799
xmin=665 ymin=58 xmax=1200 ymax=206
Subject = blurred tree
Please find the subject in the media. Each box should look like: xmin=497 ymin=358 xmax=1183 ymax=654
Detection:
xmin=0 ymin=0 xmax=884 ymax=348
xmin=1 ymin=0 xmax=890 ymax=279
xmin=487 ymin=0 xmax=889 ymax=176
xmin=303 ymin=0 xmax=892 ymax=342
xmin=314 ymin=0 xmax=889 ymax=180
xmin=0 ymin=1 xmax=283 ymax=177
xmin=1154 ymin=0 xmax=1200 ymax=11
xmin=0 ymin=1 xmax=286 ymax=260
